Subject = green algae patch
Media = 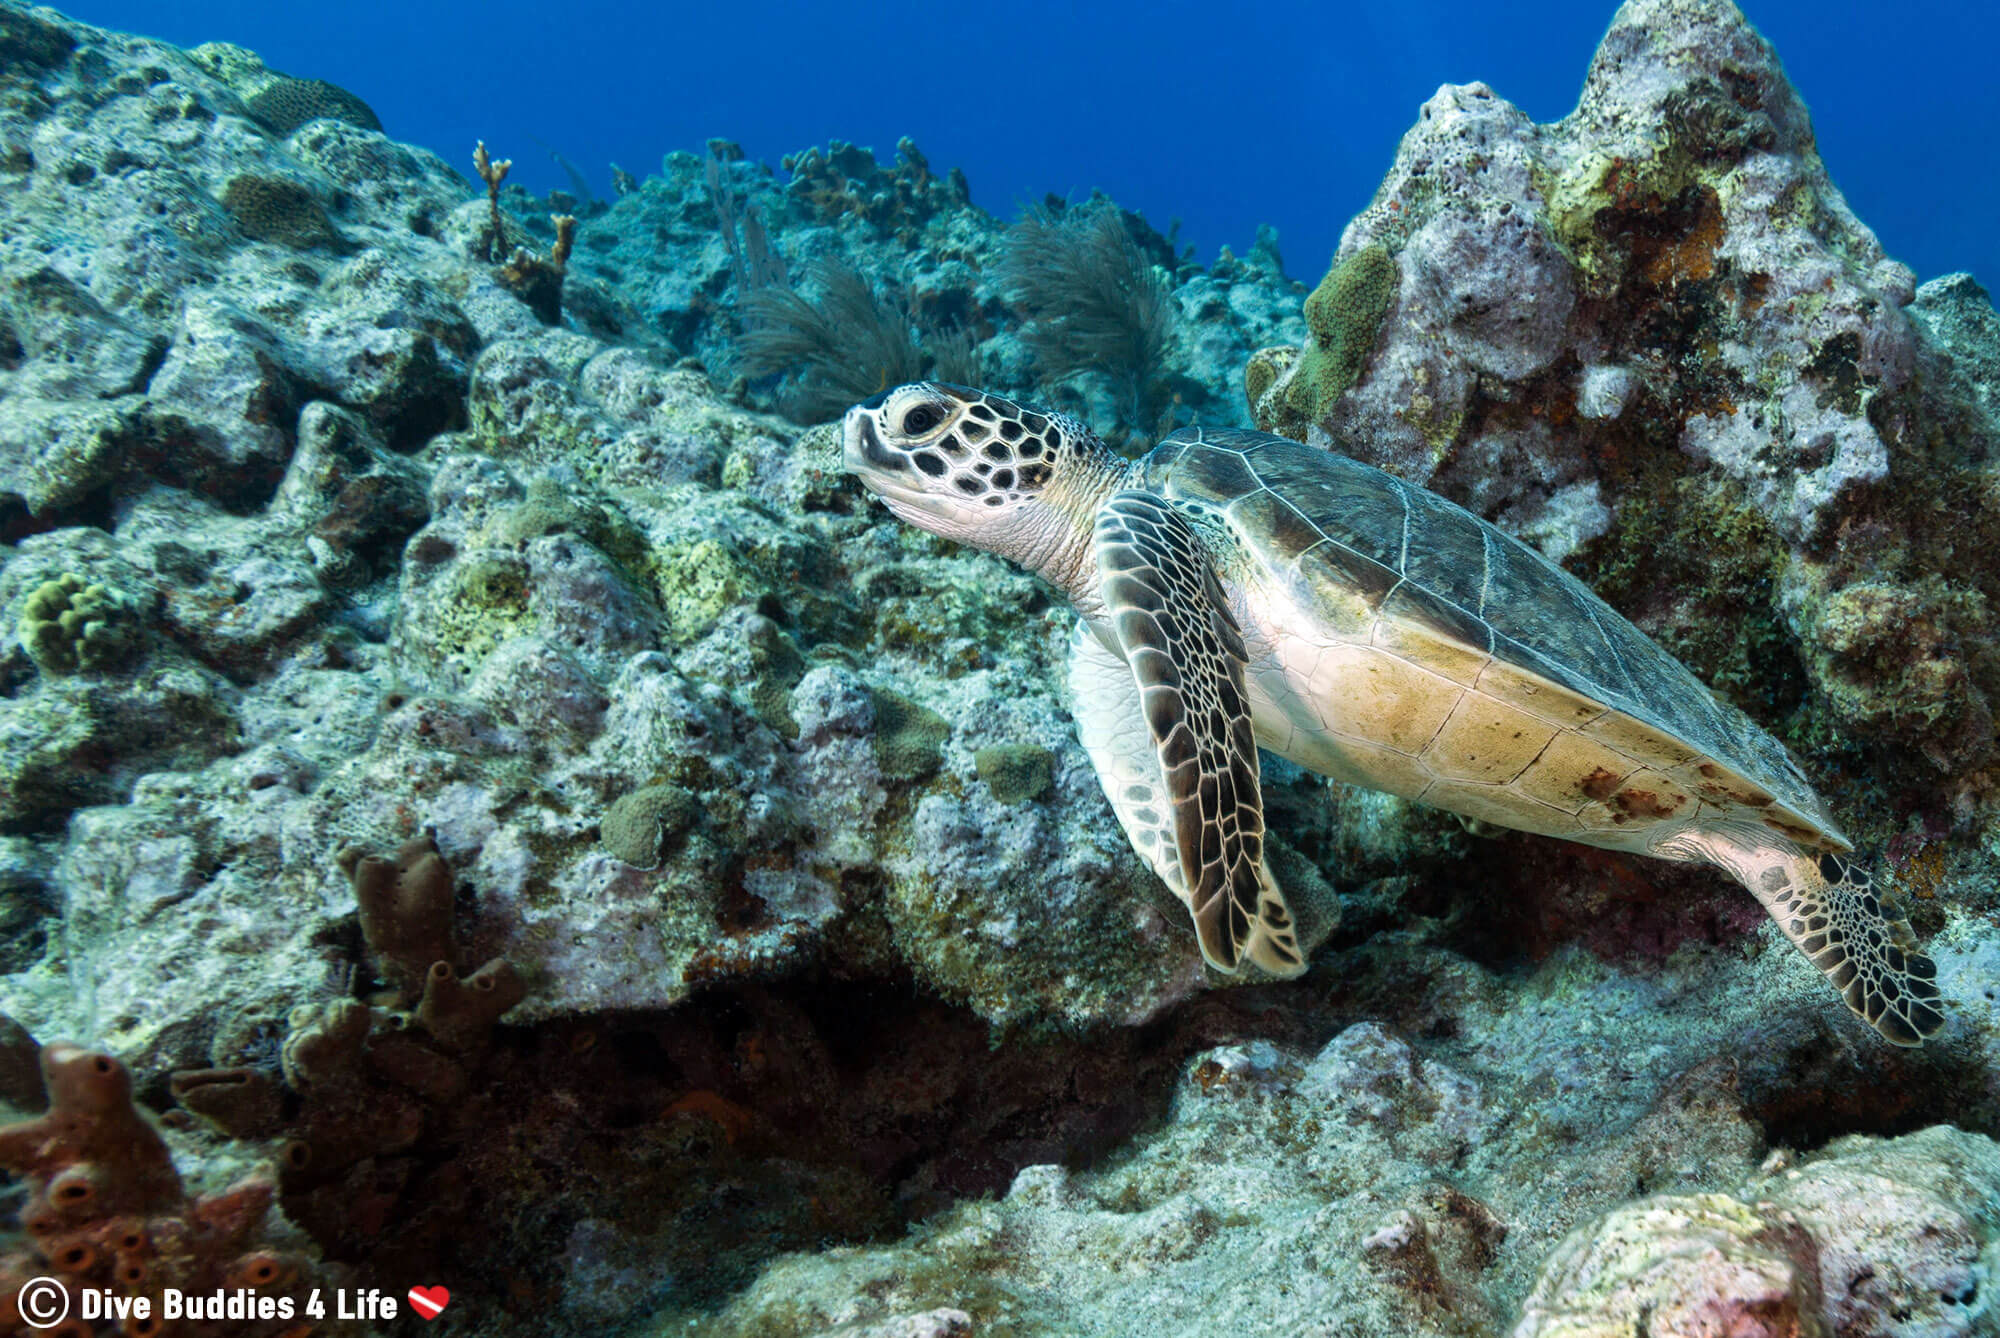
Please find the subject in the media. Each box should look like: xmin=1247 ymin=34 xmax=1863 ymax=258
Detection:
xmin=1579 ymin=469 xmax=1801 ymax=726
xmin=490 ymin=479 xmax=650 ymax=576
xmin=625 ymin=490 xmax=835 ymax=649
xmin=650 ymin=537 xmax=762 ymax=645
xmin=429 ymin=553 xmax=532 ymax=668
xmin=20 ymin=573 xmax=138 ymax=674
xmin=1790 ymin=573 xmax=1995 ymax=778
xmin=974 ymin=743 xmax=1053 ymax=805
xmin=491 ymin=495 xmax=588 ymax=547
xmin=7 ymin=402 xmax=133 ymax=515
xmin=1541 ymin=146 xmax=1731 ymax=299
xmin=870 ymin=688 xmax=949 ymax=783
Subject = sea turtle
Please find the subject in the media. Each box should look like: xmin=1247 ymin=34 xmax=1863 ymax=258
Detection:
xmin=841 ymin=382 xmax=1946 ymax=1046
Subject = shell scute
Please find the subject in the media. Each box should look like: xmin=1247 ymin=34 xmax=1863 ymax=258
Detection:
xmin=1327 ymin=735 xmax=1438 ymax=795
xmin=1471 ymin=659 xmax=1607 ymax=729
xmin=1608 ymin=771 xmax=1694 ymax=819
xmin=1297 ymin=541 xmax=1400 ymax=619
xmin=1399 ymin=488 xmax=1494 ymax=608
xmin=1166 ymin=444 xmax=1261 ymax=507
xmin=1425 ymin=696 xmax=1559 ymax=784
xmin=1303 ymin=643 xmax=1464 ymax=755
xmin=1373 ymin=613 xmax=1490 ymax=687
xmin=1225 ymin=487 xmax=1324 ymax=564
xmin=1588 ymin=710 xmax=1701 ymax=770
xmin=1513 ymin=732 xmax=1635 ymax=814
xmin=1197 ymin=440 xmax=1404 ymax=570
xmin=1423 ymin=776 xmax=1578 ymax=831
xmin=1381 ymin=582 xmax=1495 ymax=655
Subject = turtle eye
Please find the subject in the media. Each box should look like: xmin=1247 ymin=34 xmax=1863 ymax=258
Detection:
xmin=900 ymin=405 xmax=942 ymax=435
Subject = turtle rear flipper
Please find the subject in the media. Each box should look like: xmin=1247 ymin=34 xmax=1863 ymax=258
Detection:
xmin=1670 ymin=829 xmax=1945 ymax=1045
xmin=1078 ymin=491 xmax=1304 ymax=978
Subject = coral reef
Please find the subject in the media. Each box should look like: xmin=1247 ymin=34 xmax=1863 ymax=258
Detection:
xmin=477 ymin=142 xmax=578 ymax=323
xmin=340 ymin=836 xmax=461 ymax=1000
xmin=598 ymin=783 xmax=702 ymax=868
xmin=0 ymin=0 xmax=1996 ymax=1334
xmin=692 ymin=1002 xmax=2000 ymax=1337
xmin=18 ymin=572 xmax=136 ymax=674
xmin=0 ymin=6 xmax=73 ymax=74
xmin=1516 ymin=1193 xmax=1825 ymax=1337
xmin=781 ymin=137 xmax=971 ymax=242
xmin=242 ymin=76 xmax=382 ymax=137
xmin=171 ymin=837 xmax=522 ymax=1273
xmin=472 ymin=139 xmax=514 ymax=261
xmin=1257 ymin=242 xmax=1397 ymax=440
xmin=735 ymin=259 xmax=924 ymax=423
xmin=171 ymin=958 xmax=1293 ymax=1324
xmin=221 ymin=173 xmax=350 ymax=252
xmin=1517 ymin=1127 xmax=2000 ymax=1337
xmin=495 ymin=212 xmax=576 ymax=325
xmin=706 ymin=141 xmax=785 ymax=296
xmin=974 ymin=743 xmax=1054 ymax=805
xmin=569 ymin=138 xmax=1297 ymax=440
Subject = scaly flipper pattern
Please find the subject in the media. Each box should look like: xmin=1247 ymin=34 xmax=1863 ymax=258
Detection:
xmin=1668 ymin=828 xmax=1945 ymax=1045
xmin=1760 ymin=849 xmax=1944 ymax=1045
xmin=1090 ymin=491 xmax=1302 ymax=976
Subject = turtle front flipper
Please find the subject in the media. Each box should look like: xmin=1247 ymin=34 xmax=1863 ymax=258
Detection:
xmin=1069 ymin=621 xmax=1189 ymax=900
xmin=1079 ymin=491 xmax=1304 ymax=978
xmin=1665 ymin=828 xmax=1945 ymax=1045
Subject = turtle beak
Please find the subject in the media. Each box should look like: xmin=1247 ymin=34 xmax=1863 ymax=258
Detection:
xmin=842 ymin=407 xmax=909 ymax=479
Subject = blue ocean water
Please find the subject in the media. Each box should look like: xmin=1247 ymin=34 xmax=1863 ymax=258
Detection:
xmin=67 ymin=0 xmax=1996 ymax=286
xmin=62 ymin=1 xmax=2000 ymax=284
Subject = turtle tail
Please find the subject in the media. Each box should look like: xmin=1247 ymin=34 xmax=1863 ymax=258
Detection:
xmin=1678 ymin=828 xmax=1945 ymax=1045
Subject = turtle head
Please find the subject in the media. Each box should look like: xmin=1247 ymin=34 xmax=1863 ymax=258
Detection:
xmin=842 ymin=382 xmax=1116 ymax=559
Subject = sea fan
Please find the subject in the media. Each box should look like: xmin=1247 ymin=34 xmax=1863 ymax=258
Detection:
xmin=996 ymin=204 xmax=1175 ymax=428
xmin=924 ymin=324 xmax=984 ymax=387
xmin=736 ymin=259 xmax=922 ymax=423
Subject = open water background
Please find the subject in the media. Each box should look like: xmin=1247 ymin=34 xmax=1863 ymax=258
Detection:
xmin=69 ymin=1 xmax=1997 ymax=287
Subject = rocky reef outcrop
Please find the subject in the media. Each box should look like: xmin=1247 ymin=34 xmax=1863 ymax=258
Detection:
xmin=0 ymin=0 xmax=1311 ymax=1079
